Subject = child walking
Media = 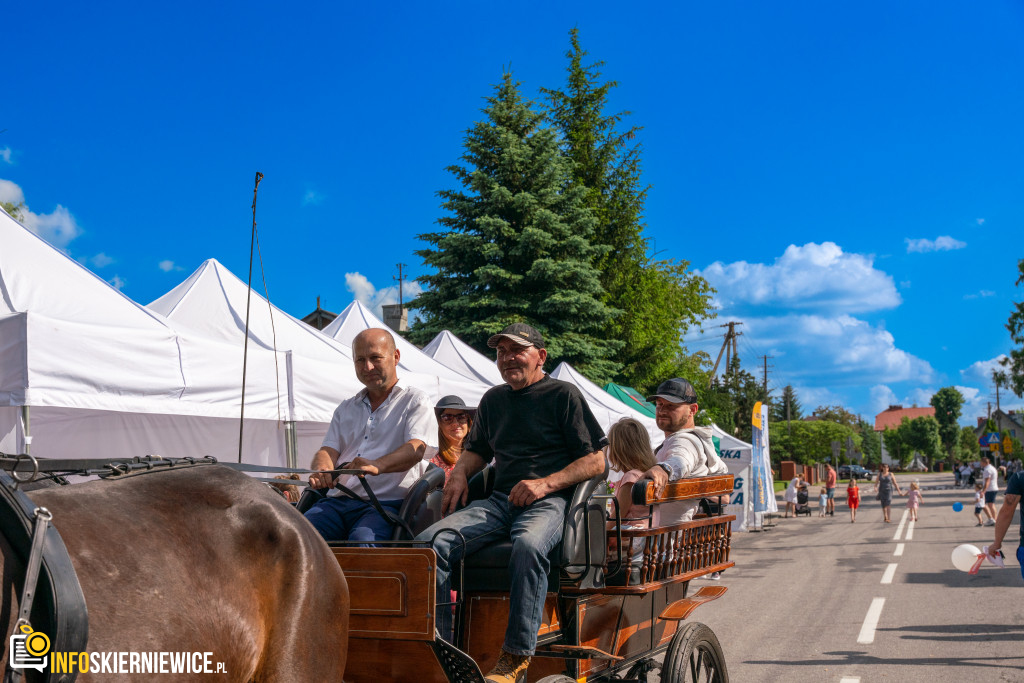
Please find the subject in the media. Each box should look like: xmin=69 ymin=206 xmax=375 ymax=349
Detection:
xmin=906 ymin=481 xmax=924 ymax=522
xmin=818 ymin=487 xmax=828 ymax=517
xmin=847 ymin=478 xmax=860 ymax=522
xmin=973 ymin=483 xmax=985 ymax=526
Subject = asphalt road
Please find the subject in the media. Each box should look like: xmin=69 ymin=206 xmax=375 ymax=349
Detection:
xmin=693 ymin=475 xmax=1024 ymax=682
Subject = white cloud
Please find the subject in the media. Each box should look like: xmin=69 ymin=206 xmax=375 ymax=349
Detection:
xmin=90 ymin=253 xmax=114 ymax=268
xmin=963 ymin=290 xmax=995 ymax=300
xmin=869 ymin=384 xmax=901 ymax=414
xmin=960 ymin=355 xmax=1007 ymax=384
xmin=158 ymin=260 xmax=178 ymax=272
xmin=0 ymin=147 xmax=12 ymax=164
xmin=699 ymin=242 xmax=900 ymax=314
xmin=976 ymin=218 xmax=985 ymax=226
xmin=345 ymin=272 xmax=423 ymax=318
xmin=107 ymin=275 xmax=126 ymax=291
xmin=0 ymin=178 xmax=82 ymax=248
xmin=302 ymin=190 xmax=324 ymax=207
xmin=743 ymin=314 xmax=935 ymax=386
xmin=905 ymin=235 xmax=966 ymax=253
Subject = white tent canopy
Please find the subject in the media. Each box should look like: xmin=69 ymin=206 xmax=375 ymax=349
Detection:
xmin=549 ymin=362 xmax=664 ymax=448
xmin=422 ymin=330 xmax=504 ymax=386
xmin=0 ymin=208 xmax=291 ymax=465
xmin=322 ymin=302 xmax=489 ymax=406
xmin=710 ymin=424 xmax=753 ymax=532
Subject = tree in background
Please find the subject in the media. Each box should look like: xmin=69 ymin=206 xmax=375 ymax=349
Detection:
xmin=1002 ymin=258 xmax=1024 ymax=397
xmin=812 ymin=405 xmax=859 ymax=430
xmin=930 ymin=386 xmax=964 ymax=459
xmin=770 ymin=420 xmax=861 ymax=466
xmin=770 ymin=385 xmax=803 ymax=423
xmin=409 ymin=72 xmax=622 ymax=380
xmin=700 ymin=358 xmax=765 ymax=442
xmin=541 ymin=29 xmax=713 ymax=392
xmin=1 ymin=201 xmax=24 ymax=222
xmin=900 ymin=416 xmax=943 ymax=468
xmin=958 ymin=425 xmax=981 ymax=460
xmin=859 ymin=419 xmax=882 ymax=467
xmin=882 ymin=426 xmax=907 ymax=469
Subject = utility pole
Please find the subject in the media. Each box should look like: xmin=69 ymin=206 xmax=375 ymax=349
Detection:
xmin=709 ymin=321 xmax=743 ymax=387
xmin=394 ymin=263 xmax=407 ymax=307
xmin=760 ymin=355 xmax=773 ymax=394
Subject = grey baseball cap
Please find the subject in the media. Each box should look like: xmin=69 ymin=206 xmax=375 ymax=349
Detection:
xmin=647 ymin=378 xmax=698 ymax=404
xmin=486 ymin=322 xmax=546 ymax=350
xmin=434 ymin=394 xmax=477 ymax=417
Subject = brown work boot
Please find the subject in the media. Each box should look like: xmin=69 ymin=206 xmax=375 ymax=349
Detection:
xmin=485 ymin=649 xmax=530 ymax=683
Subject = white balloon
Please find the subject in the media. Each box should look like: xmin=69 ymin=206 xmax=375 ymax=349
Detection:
xmin=951 ymin=544 xmax=982 ymax=572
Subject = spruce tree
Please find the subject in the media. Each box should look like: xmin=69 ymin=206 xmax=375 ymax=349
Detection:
xmin=542 ymin=29 xmax=713 ymax=393
xmin=409 ymin=72 xmax=622 ymax=381
xmin=770 ymin=385 xmax=803 ymax=423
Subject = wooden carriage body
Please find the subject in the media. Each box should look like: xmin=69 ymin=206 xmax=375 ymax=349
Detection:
xmin=334 ymin=473 xmax=735 ymax=682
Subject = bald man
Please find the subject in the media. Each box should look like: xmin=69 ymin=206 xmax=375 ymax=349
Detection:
xmin=304 ymin=328 xmax=436 ymax=543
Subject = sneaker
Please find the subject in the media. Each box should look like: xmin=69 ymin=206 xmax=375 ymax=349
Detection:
xmin=984 ymin=519 xmax=996 ymax=526
xmin=708 ymin=572 xmax=722 ymax=581
xmin=485 ymin=650 xmax=530 ymax=683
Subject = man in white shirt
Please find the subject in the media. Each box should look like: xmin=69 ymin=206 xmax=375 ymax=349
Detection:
xmin=981 ymin=456 xmax=1000 ymax=526
xmin=305 ymin=328 xmax=436 ymax=543
xmin=642 ymin=378 xmax=729 ymax=525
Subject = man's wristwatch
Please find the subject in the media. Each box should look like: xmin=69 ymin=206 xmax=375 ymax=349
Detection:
xmin=657 ymin=463 xmax=672 ymax=476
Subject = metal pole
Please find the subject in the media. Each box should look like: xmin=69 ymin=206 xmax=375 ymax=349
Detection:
xmin=285 ymin=422 xmax=298 ymax=469
xmin=21 ymin=405 xmax=30 ymax=456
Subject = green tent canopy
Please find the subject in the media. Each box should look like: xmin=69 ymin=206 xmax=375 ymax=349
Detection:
xmin=603 ymin=382 xmax=656 ymax=418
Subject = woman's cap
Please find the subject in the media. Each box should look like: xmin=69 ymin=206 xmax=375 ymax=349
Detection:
xmin=434 ymin=394 xmax=477 ymax=416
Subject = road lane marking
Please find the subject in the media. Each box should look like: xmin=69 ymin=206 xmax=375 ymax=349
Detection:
xmin=881 ymin=563 xmax=898 ymax=584
xmin=894 ymin=543 xmax=904 ymax=556
xmin=906 ymin=520 xmax=915 ymax=540
xmin=857 ymin=597 xmax=886 ymax=644
xmin=840 ymin=678 xmax=861 ymax=683
xmin=893 ymin=509 xmax=909 ymax=540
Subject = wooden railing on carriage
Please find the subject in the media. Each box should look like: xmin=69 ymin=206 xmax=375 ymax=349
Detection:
xmin=566 ymin=473 xmax=736 ymax=595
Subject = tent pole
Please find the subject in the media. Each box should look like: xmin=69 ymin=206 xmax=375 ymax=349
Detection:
xmin=285 ymin=421 xmax=297 ymax=469
xmin=21 ymin=405 xmax=30 ymax=456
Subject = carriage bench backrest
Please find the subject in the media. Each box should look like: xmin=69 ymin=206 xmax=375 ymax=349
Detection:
xmin=630 ymin=473 xmax=734 ymax=507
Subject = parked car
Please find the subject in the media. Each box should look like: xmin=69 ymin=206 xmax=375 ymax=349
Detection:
xmin=838 ymin=465 xmax=873 ymax=480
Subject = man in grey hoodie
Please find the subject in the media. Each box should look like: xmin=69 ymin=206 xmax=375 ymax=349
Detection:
xmin=642 ymin=377 xmax=729 ymax=525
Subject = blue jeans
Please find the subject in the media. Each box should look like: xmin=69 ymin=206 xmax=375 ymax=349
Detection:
xmin=304 ymin=496 xmax=403 ymax=545
xmin=416 ymin=492 xmax=567 ymax=656
xmin=1018 ymin=546 xmax=1024 ymax=583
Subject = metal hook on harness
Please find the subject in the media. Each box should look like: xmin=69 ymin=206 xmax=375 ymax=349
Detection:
xmin=9 ymin=454 xmax=38 ymax=487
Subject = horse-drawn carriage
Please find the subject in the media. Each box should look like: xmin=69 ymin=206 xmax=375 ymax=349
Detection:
xmin=303 ymin=464 xmax=735 ymax=682
xmin=2 ymin=454 xmax=733 ymax=683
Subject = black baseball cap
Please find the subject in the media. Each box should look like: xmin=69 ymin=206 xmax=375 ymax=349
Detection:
xmin=486 ymin=322 xmax=546 ymax=350
xmin=434 ymin=394 xmax=477 ymax=417
xmin=647 ymin=378 xmax=698 ymax=404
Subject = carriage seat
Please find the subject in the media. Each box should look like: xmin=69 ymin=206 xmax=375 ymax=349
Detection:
xmin=457 ymin=464 xmax=609 ymax=593
xmin=294 ymin=463 xmax=446 ymax=541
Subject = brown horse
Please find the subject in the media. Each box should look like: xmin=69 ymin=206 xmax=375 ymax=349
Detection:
xmin=2 ymin=465 xmax=349 ymax=682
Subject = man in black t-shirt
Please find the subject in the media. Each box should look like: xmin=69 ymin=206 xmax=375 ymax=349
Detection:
xmin=416 ymin=323 xmax=606 ymax=683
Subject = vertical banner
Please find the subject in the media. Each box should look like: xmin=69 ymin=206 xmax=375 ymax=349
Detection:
xmin=750 ymin=401 xmax=776 ymax=516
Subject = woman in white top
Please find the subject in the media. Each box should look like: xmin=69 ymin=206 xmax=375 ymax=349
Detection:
xmin=784 ymin=474 xmax=804 ymax=518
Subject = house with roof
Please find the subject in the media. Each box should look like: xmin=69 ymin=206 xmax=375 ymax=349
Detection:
xmin=874 ymin=404 xmax=936 ymax=466
xmin=973 ymin=409 xmax=1023 ymax=461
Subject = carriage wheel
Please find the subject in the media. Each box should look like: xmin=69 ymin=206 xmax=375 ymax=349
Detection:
xmin=660 ymin=622 xmax=728 ymax=683
xmin=535 ymin=676 xmax=576 ymax=683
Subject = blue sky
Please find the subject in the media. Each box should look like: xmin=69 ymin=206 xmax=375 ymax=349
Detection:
xmin=3 ymin=1 xmax=1022 ymax=424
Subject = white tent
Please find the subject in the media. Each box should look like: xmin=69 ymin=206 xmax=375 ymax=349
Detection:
xmin=0 ymin=208 xmax=292 ymax=465
xmin=322 ymin=302 xmax=489 ymax=406
xmin=422 ymin=330 xmax=503 ymax=386
xmin=549 ymin=362 xmax=664 ymax=449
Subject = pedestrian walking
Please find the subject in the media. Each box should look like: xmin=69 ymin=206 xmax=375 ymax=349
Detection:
xmin=818 ymin=487 xmax=828 ymax=518
xmin=986 ymin=470 xmax=1023 ymax=583
xmin=873 ymin=463 xmax=903 ymax=523
xmin=906 ymin=481 xmax=923 ymax=522
xmin=981 ymin=457 xmax=999 ymax=525
xmin=973 ymin=484 xmax=985 ymax=526
xmin=825 ymin=463 xmax=837 ymax=516
xmin=846 ymin=477 xmax=860 ymax=523
xmin=784 ymin=473 xmax=803 ymax=518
